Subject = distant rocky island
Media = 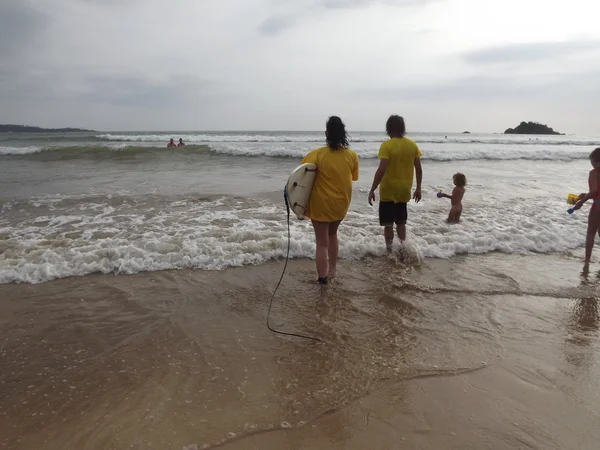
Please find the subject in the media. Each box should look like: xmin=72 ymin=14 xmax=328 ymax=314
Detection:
xmin=0 ymin=124 xmax=94 ymax=133
xmin=504 ymin=121 xmax=563 ymax=135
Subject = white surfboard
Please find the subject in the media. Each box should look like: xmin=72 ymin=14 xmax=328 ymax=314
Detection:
xmin=285 ymin=163 xmax=317 ymax=220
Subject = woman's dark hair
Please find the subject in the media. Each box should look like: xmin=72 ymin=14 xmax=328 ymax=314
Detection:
xmin=326 ymin=116 xmax=349 ymax=150
xmin=590 ymin=148 xmax=600 ymax=162
xmin=386 ymin=115 xmax=406 ymax=137
xmin=453 ymin=172 xmax=467 ymax=187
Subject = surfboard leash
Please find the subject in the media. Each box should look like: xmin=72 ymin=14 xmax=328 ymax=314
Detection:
xmin=265 ymin=186 xmax=322 ymax=342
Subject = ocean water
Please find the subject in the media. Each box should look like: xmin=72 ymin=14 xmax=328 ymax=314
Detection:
xmin=1 ymin=130 xmax=599 ymax=284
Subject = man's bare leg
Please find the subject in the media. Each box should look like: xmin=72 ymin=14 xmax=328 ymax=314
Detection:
xmin=397 ymin=223 xmax=406 ymax=241
xmin=384 ymin=226 xmax=394 ymax=253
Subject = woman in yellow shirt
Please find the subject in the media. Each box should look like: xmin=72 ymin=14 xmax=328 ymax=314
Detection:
xmin=301 ymin=117 xmax=359 ymax=285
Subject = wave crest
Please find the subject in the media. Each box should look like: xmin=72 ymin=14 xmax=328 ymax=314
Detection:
xmin=0 ymin=194 xmax=587 ymax=284
xmin=95 ymin=133 xmax=600 ymax=147
xmin=0 ymin=143 xmax=592 ymax=161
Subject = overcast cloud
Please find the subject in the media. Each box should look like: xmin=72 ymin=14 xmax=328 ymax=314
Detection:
xmin=0 ymin=0 xmax=598 ymax=133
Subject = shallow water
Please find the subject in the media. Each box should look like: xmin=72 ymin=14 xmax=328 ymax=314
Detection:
xmin=1 ymin=252 xmax=599 ymax=449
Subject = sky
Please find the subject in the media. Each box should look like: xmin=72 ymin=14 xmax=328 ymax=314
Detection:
xmin=0 ymin=0 xmax=599 ymax=134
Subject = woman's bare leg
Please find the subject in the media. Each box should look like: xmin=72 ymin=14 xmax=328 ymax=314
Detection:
xmin=311 ymin=220 xmax=329 ymax=280
xmin=327 ymin=221 xmax=342 ymax=278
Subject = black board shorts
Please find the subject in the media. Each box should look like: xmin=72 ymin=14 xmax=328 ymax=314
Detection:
xmin=379 ymin=201 xmax=407 ymax=226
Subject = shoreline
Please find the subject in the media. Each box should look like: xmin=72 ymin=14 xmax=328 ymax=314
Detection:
xmin=2 ymin=252 xmax=600 ymax=449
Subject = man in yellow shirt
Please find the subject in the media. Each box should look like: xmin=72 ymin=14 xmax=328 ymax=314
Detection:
xmin=368 ymin=115 xmax=422 ymax=252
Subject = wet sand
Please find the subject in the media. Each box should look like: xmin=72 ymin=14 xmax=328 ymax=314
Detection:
xmin=1 ymin=253 xmax=600 ymax=449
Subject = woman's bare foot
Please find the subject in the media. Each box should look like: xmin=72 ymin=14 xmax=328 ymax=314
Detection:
xmin=583 ymin=262 xmax=590 ymax=275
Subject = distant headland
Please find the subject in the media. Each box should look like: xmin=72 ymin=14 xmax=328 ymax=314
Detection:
xmin=0 ymin=124 xmax=94 ymax=133
xmin=504 ymin=121 xmax=563 ymax=135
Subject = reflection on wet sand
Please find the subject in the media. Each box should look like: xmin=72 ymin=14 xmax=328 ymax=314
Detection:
xmin=1 ymin=254 xmax=600 ymax=449
xmin=562 ymin=268 xmax=600 ymax=369
xmin=563 ymin=297 xmax=599 ymax=371
xmin=570 ymin=298 xmax=599 ymax=336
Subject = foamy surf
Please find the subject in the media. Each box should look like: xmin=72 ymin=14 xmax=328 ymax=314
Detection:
xmin=0 ymin=143 xmax=593 ymax=161
xmin=95 ymin=132 xmax=599 ymax=147
xmin=0 ymin=144 xmax=208 ymax=156
xmin=207 ymin=142 xmax=592 ymax=160
xmin=387 ymin=242 xmax=424 ymax=267
xmin=2 ymin=130 xmax=599 ymax=160
xmin=2 ymin=129 xmax=597 ymax=285
xmin=0 ymin=146 xmax=46 ymax=155
xmin=0 ymin=192 xmax=588 ymax=284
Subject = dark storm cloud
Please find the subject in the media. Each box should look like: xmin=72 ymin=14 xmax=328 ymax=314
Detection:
xmin=81 ymin=74 xmax=219 ymax=107
xmin=77 ymin=0 xmax=132 ymax=3
xmin=318 ymin=0 xmax=442 ymax=8
xmin=258 ymin=0 xmax=443 ymax=34
xmin=0 ymin=69 xmax=220 ymax=108
xmin=0 ymin=70 xmax=61 ymax=102
xmin=464 ymin=41 xmax=600 ymax=64
xmin=0 ymin=0 xmax=597 ymax=133
xmin=360 ymin=71 xmax=600 ymax=101
xmin=258 ymin=14 xmax=296 ymax=34
xmin=0 ymin=0 xmax=47 ymax=59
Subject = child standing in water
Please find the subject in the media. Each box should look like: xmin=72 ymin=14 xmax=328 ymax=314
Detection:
xmin=572 ymin=148 xmax=600 ymax=271
xmin=440 ymin=172 xmax=466 ymax=223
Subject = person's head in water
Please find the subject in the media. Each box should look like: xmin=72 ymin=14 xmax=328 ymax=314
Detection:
xmin=386 ymin=115 xmax=406 ymax=138
xmin=590 ymin=148 xmax=600 ymax=169
xmin=453 ymin=172 xmax=467 ymax=187
xmin=325 ymin=116 xmax=349 ymax=150
xmin=179 ymin=138 xmax=184 ymax=144
xmin=169 ymin=138 xmax=174 ymax=145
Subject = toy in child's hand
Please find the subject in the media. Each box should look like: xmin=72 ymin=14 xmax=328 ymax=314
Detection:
xmin=567 ymin=193 xmax=580 ymax=205
xmin=567 ymin=193 xmax=587 ymax=213
xmin=437 ymin=190 xmax=443 ymax=199
xmin=567 ymin=193 xmax=585 ymax=214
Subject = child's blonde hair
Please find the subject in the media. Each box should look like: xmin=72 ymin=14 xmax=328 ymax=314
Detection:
xmin=453 ymin=173 xmax=467 ymax=187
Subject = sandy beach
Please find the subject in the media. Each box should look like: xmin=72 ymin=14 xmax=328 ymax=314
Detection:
xmin=2 ymin=251 xmax=599 ymax=449
xmin=3 ymin=0 xmax=600 ymax=446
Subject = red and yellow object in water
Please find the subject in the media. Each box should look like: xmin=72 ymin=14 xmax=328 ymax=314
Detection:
xmin=567 ymin=193 xmax=580 ymax=205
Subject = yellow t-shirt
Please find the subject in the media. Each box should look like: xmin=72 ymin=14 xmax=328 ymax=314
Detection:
xmin=301 ymin=146 xmax=359 ymax=222
xmin=378 ymin=138 xmax=422 ymax=203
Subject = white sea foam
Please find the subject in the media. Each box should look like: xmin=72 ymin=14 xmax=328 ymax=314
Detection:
xmin=0 ymin=143 xmax=156 ymax=156
xmin=208 ymin=142 xmax=592 ymax=161
xmin=96 ymin=133 xmax=600 ymax=147
xmin=0 ymin=143 xmax=591 ymax=161
xmin=96 ymin=133 xmax=324 ymax=143
xmin=0 ymin=193 xmax=588 ymax=284
xmin=2 ymin=130 xmax=598 ymax=161
xmin=0 ymin=146 xmax=44 ymax=155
